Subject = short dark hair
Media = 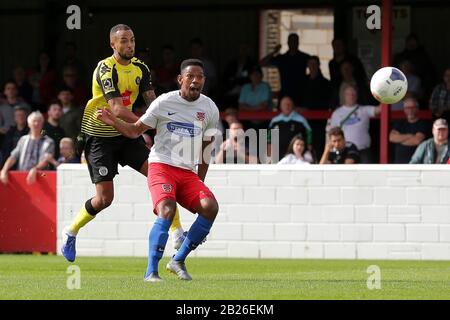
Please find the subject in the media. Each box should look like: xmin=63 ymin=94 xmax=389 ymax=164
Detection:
xmin=48 ymin=99 xmax=62 ymax=109
xmin=3 ymin=79 xmax=17 ymax=91
xmin=180 ymin=59 xmax=204 ymax=73
xmin=110 ymin=24 xmax=131 ymax=38
xmin=57 ymin=85 xmax=73 ymax=94
xmin=328 ymin=127 xmax=345 ymax=138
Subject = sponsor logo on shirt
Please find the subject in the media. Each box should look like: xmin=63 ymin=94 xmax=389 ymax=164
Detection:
xmin=166 ymin=122 xmax=201 ymax=137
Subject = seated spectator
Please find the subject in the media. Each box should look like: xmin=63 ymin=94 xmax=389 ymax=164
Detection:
xmin=329 ymin=85 xmax=380 ymax=163
xmin=320 ymin=127 xmax=360 ymax=164
xmin=46 ymin=137 xmax=80 ymax=167
xmin=0 ymin=111 xmax=54 ymax=185
xmin=58 ymin=87 xmax=83 ymax=141
xmin=278 ymin=134 xmax=314 ymax=164
xmin=429 ymin=67 xmax=450 ymax=123
xmin=300 ymin=56 xmax=332 ymax=110
xmin=0 ymin=105 xmax=29 ymax=167
xmin=238 ymin=66 xmax=272 ymax=112
xmin=0 ymin=80 xmax=30 ymax=139
xmin=43 ymin=100 xmax=66 ymax=159
xmin=391 ymin=60 xmax=422 ymax=111
xmin=410 ymin=118 xmax=450 ymax=164
xmin=389 ymin=98 xmax=428 ymax=163
xmin=268 ymin=96 xmax=312 ymax=158
xmin=215 ymin=121 xmax=259 ymax=164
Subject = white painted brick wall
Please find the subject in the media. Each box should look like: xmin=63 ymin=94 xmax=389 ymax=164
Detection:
xmin=56 ymin=164 xmax=450 ymax=260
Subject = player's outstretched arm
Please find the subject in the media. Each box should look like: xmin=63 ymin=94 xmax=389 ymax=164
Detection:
xmin=107 ymin=97 xmax=140 ymax=123
xmin=97 ymin=108 xmax=151 ymax=139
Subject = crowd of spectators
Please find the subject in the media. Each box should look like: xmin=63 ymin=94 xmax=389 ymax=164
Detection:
xmin=1 ymin=32 xmax=449 ymax=177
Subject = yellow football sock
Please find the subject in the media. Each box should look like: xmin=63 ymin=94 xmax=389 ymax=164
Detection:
xmin=69 ymin=206 xmax=95 ymax=235
xmin=169 ymin=206 xmax=182 ymax=232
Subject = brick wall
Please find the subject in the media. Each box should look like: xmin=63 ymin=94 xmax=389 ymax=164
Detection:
xmin=57 ymin=164 xmax=450 ymax=260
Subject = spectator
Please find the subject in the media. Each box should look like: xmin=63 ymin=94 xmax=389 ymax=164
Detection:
xmin=58 ymin=87 xmax=83 ymax=140
xmin=0 ymin=111 xmax=54 ymax=185
xmin=393 ymin=33 xmax=436 ymax=98
xmin=215 ymin=121 xmax=259 ymax=164
xmin=268 ymin=96 xmax=312 ymax=158
xmin=0 ymin=105 xmax=29 ymax=167
xmin=223 ymin=107 xmax=239 ymax=129
xmin=222 ymin=44 xmax=256 ymax=106
xmin=329 ymin=85 xmax=380 ymax=163
xmin=300 ymin=56 xmax=332 ymax=110
xmin=278 ymin=134 xmax=314 ymax=164
xmin=389 ymin=98 xmax=428 ymax=163
xmin=259 ymin=33 xmax=311 ymax=105
xmin=238 ymin=66 xmax=272 ymax=112
xmin=61 ymin=66 xmax=89 ymax=107
xmin=12 ymin=66 xmax=33 ymax=104
xmin=28 ymin=52 xmax=58 ymax=110
xmin=189 ymin=38 xmax=217 ymax=96
xmin=154 ymin=45 xmax=179 ymax=95
xmin=410 ymin=118 xmax=450 ymax=164
xmin=43 ymin=101 xmax=66 ymax=159
xmin=391 ymin=60 xmax=422 ymax=111
xmin=0 ymin=81 xmax=30 ymax=144
xmin=328 ymin=38 xmax=367 ymax=89
xmin=331 ymin=60 xmax=372 ymax=107
xmin=46 ymin=137 xmax=80 ymax=167
xmin=319 ymin=126 xmax=360 ymax=164
xmin=429 ymin=67 xmax=450 ymax=123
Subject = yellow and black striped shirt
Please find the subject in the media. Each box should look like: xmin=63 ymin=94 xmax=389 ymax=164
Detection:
xmin=81 ymin=55 xmax=152 ymax=137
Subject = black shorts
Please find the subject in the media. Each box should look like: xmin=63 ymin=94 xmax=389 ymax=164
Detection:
xmin=84 ymin=134 xmax=149 ymax=183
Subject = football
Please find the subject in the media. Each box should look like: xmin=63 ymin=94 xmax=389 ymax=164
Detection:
xmin=370 ymin=66 xmax=408 ymax=104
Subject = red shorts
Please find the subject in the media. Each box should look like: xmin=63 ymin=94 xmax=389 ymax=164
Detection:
xmin=148 ymin=162 xmax=216 ymax=214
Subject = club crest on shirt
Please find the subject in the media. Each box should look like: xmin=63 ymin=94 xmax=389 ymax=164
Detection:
xmin=161 ymin=184 xmax=172 ymax=193
xmin=196 ymin=112 xmax=205 ymax=121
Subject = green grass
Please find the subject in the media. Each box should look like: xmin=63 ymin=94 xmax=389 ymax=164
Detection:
xmin=0 ymin=255 xmax=449 ymax=299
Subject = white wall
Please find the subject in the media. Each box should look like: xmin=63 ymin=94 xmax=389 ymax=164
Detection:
xmin=57 ymin=164 xmax=450 ymax=260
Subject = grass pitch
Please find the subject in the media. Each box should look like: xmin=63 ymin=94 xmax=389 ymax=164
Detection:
xmin=0 ymin=255 xmax=449 ymax=300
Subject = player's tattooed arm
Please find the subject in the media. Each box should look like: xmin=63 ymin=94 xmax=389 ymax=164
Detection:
xmin=142 ymin=90 xmax=156 ymax=108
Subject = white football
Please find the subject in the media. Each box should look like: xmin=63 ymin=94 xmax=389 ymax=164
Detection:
xmin=370 ymin=67 xmax=408 ymax=104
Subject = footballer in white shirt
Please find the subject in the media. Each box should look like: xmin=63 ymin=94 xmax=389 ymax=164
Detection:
xmin=97 ymin=59 xmax=220 ymax=282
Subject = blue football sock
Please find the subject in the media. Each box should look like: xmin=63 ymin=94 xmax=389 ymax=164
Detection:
xmin=173 ymin=215 xmax=213 ymax=262
xmin=145 ymin=217 xmax=171 ymax=278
